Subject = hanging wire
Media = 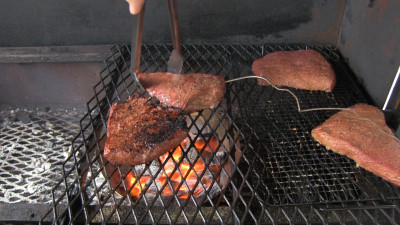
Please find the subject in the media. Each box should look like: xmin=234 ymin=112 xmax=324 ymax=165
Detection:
xmin=225 ymin=75 xmax=400 ymax=141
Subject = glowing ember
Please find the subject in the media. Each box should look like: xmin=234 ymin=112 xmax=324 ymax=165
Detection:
xmin=123 ymin=137 xmax=221 ymax=200
xmin=109 ymin=109 xmax=239 ymax=205
xmin=125 ymin=173 xmax=151 ymax=199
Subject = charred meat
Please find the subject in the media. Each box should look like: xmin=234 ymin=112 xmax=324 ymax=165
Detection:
xmin=104 ymin=94 xmax=188 ymax=166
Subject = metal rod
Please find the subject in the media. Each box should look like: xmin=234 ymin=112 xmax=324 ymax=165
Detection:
xmin=319 ymin=204 xmax=396 ymax=211
xmin=383 ymin=65 xmax=400 ymax=110
xmin=130 ymin=5 xmax=148 ymax=96
xmin=130 ymin=6 xmax=145 ymax=74
xmin=167 ymin=0 xmax=181 ymax=55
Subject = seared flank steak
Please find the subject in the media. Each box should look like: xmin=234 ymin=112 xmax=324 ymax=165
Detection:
xmin=252 ymin=49 xmax=336 ymax=92
xmin=104 ymin=94 xmax=188 ymax=166
xmin=138 ymin=72 xmax=225 ymax=113
xmin=311 ymin=103 xmax=400 ymax=187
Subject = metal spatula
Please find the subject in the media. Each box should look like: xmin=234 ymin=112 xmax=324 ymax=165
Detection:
xmin=130 ymin=0 xmax=183 ymax=97
xmin=167 ymin=49 xmax=183 ymax=74
xmin=130 ymin=4 xmax=148 ymax=97
xmin=166 ymin=0 xmax=183 ymax=74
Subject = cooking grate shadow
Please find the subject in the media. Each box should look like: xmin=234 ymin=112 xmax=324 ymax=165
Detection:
xmin=41 ymin=44 xmax=400 ymax=224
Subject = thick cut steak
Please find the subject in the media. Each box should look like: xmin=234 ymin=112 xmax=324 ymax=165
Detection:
xmin=252 ymin=50 xmax=336 ymax=92
xmin=104 ymin=95 xmax=188 ymax=166
xmin=138 ymin=73 xmax=225 ymax=113
xmin=311 ymin=103 xmax=400 ymax=186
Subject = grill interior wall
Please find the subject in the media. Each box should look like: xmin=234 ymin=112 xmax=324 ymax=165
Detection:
xmin=1 ymin=0 xmax=344 ymax=107
xmin=337 ymin=1 xmax=400 ymax=110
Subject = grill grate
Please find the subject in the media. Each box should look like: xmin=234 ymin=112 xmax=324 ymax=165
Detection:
xmin=41 ymin=44 xmax=400 ymax=224
xmin=0 ymin=107 xmax=85 ymax=204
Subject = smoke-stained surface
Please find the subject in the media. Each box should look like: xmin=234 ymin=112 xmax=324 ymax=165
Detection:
xmin=0 ymin=0 xmax=344 ymax=46
xmin=338 ymin=0 xmax=400 ymax=108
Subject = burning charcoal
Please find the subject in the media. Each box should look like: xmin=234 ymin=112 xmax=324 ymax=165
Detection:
xmin=62 ymin=146 xmax=70 ymax=153
xmin=35 ymin=167 xmax=45 ymax=174
xmin=45 ymin=141 xmax=54 ymax=149
xmin=33 ymin=158 xmax=41 ymax=168
xmin=32 ymin=123 xmax=41 ymax=129
xmin=43 ymin=162 xmax=51 ymax=170
xmin=67 ymin=184 xmax=80 ymax=198
xmin=31 ymin=129 xmax=40 ymax=135
xmin=62 ymin=149 xmax=70 ymax=160
xmin=4 ymin=190 xmax=12 ymax=201
xmin=187 ymin=145 xmax=199 ymax=162
xmin=215 ymin=151 xmax=227 ymax=162
xmin=45 ymin=121 xmax=54 ymax=128
xmin=55 ymin=136 xmax=64 ymax=142
xmin=16 ymin=111 xmax=31 ymax=124
xmin=2 ymin=118 xmax=13 ymax=127
xmin=0 ymin=145 xmax=10 ymax=161
xmin=31 ymin=123 xmax=42 ymax=135
xmin=158 ymin=151 xmax=179 ymax=172
xmin=133 ymin=160 xmax=161 ymax=178
xmin=27 ymin=183 xmax=39 ymax=194
xmin=106 ymin=105 xmax=237 ymax=205
xmin=32 ymin=157 xmax=51 ymax=174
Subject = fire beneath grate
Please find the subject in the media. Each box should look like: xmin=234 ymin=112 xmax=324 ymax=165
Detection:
xmin=39 ymin=44 xmax=400 ymax=224
xmin=107 ymin=109 xmax=238 ymax=205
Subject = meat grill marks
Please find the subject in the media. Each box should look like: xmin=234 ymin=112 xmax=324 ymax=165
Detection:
xmin=311 ymin=103 xmax=400 ymax=187
xmin=252 ymin=49 xmax=336 ymax=92
xmin=138 ymin=72 xmax=226 ymax=113
xmin=104 ymin=94 xmax=188 ymax=166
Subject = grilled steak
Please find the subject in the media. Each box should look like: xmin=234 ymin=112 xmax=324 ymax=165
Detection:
xmin=311 ymin=103 xmax=400 ymax=187
xmin=252 ymin=50 xmax=336 ymax=92
xmin=104 ymin=94 xmax=188 ymax=166
xmin=138 ymin=72 xmax=225 ymax=113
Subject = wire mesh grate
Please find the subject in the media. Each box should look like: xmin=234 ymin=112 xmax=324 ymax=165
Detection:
xmin=41 ymin=44 xmax=400 ymax=224
xmin=0 ymin=107 xmax=86 ymax=204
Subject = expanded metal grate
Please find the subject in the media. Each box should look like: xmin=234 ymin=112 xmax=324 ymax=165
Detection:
xmin=0 ymin=107 xmax=85 ymax=203
xmin=41 ymin=44 xmax=400 ymax=224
